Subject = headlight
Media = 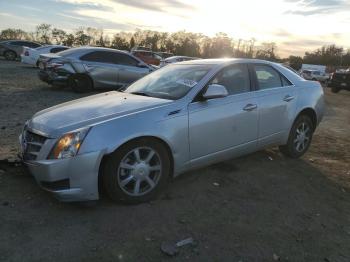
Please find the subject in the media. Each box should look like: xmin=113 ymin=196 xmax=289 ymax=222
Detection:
xmin=48 ymin=127 xmax=90 ymax=159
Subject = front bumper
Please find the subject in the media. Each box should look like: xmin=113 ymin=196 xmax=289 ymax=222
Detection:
xmin=24 ymin=151 xmax=104 ymax=202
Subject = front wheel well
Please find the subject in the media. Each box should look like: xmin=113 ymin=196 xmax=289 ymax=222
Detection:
xmin=295 ymin=108 xmax=317 ymax=130
xmin=98 ymin=136 xmax=174 ymax=194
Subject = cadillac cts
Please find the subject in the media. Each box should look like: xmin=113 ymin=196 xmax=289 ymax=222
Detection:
xmin=20 ymin=59 xmax=324 ymax=203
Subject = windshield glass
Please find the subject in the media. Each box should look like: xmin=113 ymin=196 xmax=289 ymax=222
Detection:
xmin=125 ymin=64 xmax=212 ymax=100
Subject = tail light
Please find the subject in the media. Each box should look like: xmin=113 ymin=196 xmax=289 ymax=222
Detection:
xmin=47 ymin=62 xmax=64 ymax=70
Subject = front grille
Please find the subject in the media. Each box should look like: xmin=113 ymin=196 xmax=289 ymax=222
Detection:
xmin=23 ymin=130 xmax=47 ymax=161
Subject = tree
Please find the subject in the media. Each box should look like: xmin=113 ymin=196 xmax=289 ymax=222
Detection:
xmin=255 ymin=42 xmax=278 ymax=61
xmin=0 ymin=28 xmax=27 ymax=40
xmin=74 ymin=29 xmax=91 ymax=46
xmin=63 ymin=34 xmax=75 ymax=46
xmin=111 ymin=34 xmax=129 ymax=50
xmin=288 ymin=55 xmax=303 ymax=70
xmin=36 ymin=23 xmax=52 ymax=44
xmin=129 ymin=37 xmax=135 ymax=49
xmin=52 ymin=28 xmax=66 ymax=44
xmin=303 ymin=44 xmax=345 ymax=66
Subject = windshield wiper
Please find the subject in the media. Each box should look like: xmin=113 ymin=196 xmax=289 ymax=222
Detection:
xmin=130 ymin=91 xmax=151 ymax=97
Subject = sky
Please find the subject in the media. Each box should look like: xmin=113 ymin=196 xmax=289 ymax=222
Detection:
xmin=0 ymin=0 xmax=349 ymax=57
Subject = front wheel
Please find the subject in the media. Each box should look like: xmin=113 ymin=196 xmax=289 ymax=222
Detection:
xmin=279 ymin=115 xmax=314 ymax=158
xmin=103 ymin=138 xmax=171 ymax=204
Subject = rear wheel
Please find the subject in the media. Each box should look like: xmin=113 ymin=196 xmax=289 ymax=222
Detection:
xmin=279 ymin=115 xmax=313 ymax=158
xmin=4 ymin=51 xmax=16 ymax=61
xmin=68 ymin=74 xmax=93 ymax=93
xmin=103 ymin=138 xmax=171 ymax=204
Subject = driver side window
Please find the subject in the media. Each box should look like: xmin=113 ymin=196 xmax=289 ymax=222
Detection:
xmin=209 ymin=64 xmax=250 ymax=95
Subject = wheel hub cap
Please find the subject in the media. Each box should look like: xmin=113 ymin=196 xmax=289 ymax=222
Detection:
xmin=294 ymin=122 xmax=310 ymax=152
xmin=117 ymin=147 xmax=162 ymax=196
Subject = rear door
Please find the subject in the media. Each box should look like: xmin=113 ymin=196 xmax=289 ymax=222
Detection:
xmin=251 ymin=64 xmax=297 ymax=147
xmin=80 ymin=51 xmax=119 ymax=88
xmin=188 ymin=64 xmax=258 ymax=164
xmin=115 ymin=53 xmax=151 ymax=88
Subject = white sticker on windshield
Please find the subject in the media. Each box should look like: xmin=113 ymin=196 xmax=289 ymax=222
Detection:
xmin=176 ymin=79 xmax=197 ymax=87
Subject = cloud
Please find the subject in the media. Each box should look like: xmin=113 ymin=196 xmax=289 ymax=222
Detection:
xmin=284 ymin=0 xmax=350 ymax=16
xmin=110 ymin=0 xmax=196 ymax=12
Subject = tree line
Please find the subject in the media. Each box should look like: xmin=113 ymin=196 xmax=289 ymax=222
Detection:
xmin=1 ymin=24 xmax=350 ymax=70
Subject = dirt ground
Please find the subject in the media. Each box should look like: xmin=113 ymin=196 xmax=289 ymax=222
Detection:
xmin=0 ymin=58 xmax=349 ymax=262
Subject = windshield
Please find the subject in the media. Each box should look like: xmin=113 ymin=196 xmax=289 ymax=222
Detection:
xmin=125 ymin=64 xmax=212 ymax=100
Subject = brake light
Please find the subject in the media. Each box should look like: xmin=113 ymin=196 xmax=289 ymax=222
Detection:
xmin=47 ymin=62 xmax=64 ymax=69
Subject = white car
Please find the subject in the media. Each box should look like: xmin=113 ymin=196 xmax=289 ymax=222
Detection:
xmin=160 ymin=56 xmax=200 ymax=67
xmin=21 ymin=45 xmax=69 ymax=67
xmin=300 ymin=69 xmax=329 ymax=83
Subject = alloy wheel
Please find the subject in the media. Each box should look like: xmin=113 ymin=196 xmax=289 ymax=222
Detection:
xmin=117 ymin=147 xmax=162 ymax=196
xmin=293 ymin=122 xmax=311 ymax=152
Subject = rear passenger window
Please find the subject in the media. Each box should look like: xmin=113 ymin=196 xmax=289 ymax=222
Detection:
xmin=117 ymin=54 xmax=139 ymax=67
xmin=210 ymin=64 xmax=250 ymax=95
xmin=80 ymin=51 xmax=116 ymax=63
xmin=81 ymin=51 xmax=138 ymax=67
xmin=254 ymin=65 xmax=282 ymax=90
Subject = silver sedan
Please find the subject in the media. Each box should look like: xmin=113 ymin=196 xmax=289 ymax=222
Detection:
xmin=20 ymin=59 xmax=324 ymax=203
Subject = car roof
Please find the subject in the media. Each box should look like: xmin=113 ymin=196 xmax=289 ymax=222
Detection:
xmin=179 ymin=58 xmax=279 ymax=66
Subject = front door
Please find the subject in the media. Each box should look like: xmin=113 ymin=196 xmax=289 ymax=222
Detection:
xmin=188 ymin=64 xmax=258 ymax=165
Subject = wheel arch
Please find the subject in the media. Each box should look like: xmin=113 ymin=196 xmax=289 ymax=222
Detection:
xmin=294 ymin=107 xmax=318 ymax=131
xmin=98 ymin=135 xmax=175 ymax=194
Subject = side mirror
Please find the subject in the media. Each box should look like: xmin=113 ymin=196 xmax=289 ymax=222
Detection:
xmin=137 ymin=62 xmax=149 ymax=68
xmin=202 ymin=84 xmax=228 ymax=100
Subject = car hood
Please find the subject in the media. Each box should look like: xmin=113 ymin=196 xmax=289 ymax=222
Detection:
xmin=28 ymin=91 xmax=172 ymax=138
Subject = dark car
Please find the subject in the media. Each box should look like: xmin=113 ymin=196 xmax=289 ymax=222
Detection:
xmin=37 ymin=47 xmax=154 ymax=92
xmin=131 ymin=50 xmax=162 ymax=66
xmin=0 ymin=40 xmax=41 ymax=60
xmin=328 ymin=69 xmax=350 ymax=93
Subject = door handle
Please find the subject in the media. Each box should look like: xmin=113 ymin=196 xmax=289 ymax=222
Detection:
xmin=243 ymin=104 xmax=257 ymax=111
xmin=283 ymin=95 xmax=295 ymax=102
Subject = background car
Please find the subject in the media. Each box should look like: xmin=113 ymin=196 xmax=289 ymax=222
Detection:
xmin=159 ymin=56 xmax=201 ymax=67
xmin=300 ymin=69 xmax=329 ymax=82
xmin=156 ymin=51 xmax=174 ymax=59
xmin=20 ymin=59 xmax=324 ymax=203
xmin=131 ymin=50 xmax=162 ymax=65
xmin=328 ymin=68 xmax=350 ymax=93
xmin=0 ymin=40 xmax=41 ymax=60
xmin=21 ymin=45 xmax=69 ymax=67
xmin=38 ymin=47 xmax=154 ymax=92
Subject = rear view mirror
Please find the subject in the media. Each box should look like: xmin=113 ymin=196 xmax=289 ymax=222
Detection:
xmin=202 ymin=84 xmax=228 ymax=100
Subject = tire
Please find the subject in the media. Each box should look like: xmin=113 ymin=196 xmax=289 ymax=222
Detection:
xmin=331 ymin=85 xmax=340 ymax=93
xmin=279 ymin=115 xmax=314 ymax=158
xmin=103 ymin=138 xmax=171 ymax=204
xmin=68 ymin=74 xmax=93 ymax=93
xmin=4 ymin=51 xmax=17 ymax=61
